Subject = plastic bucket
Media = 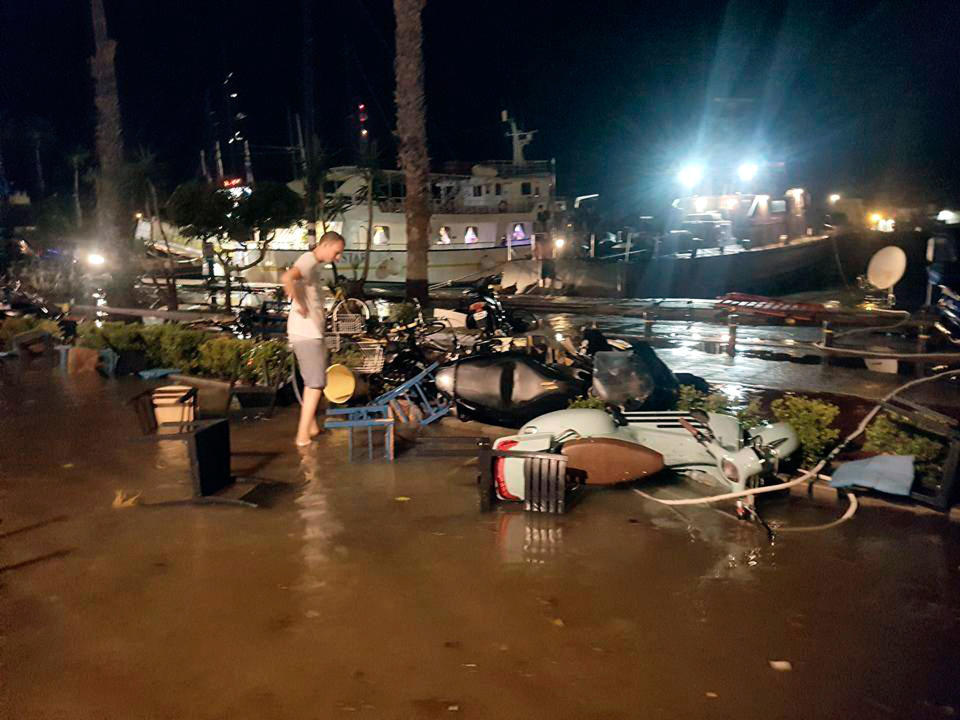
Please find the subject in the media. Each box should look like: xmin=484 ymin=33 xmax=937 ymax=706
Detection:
xmin=323 ymin=364 xmax=357 ymax=404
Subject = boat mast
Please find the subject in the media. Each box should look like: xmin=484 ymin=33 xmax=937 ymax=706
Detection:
xmin=501 ymin=110 xmax=536 ymax=165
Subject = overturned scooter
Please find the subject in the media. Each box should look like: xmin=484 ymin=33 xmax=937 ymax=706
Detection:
xmin=477 ymin=352 xmax=799 ymax=513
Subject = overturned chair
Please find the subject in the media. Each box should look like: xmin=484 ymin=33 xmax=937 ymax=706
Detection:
xmin=130 ymin=387 xmax=258 ymax=507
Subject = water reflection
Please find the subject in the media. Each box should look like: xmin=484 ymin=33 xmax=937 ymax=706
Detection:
xmin=294 ymin=450 xmax=343 ymax=591
xmin=495 ymin=512 xmax=565 ymax=566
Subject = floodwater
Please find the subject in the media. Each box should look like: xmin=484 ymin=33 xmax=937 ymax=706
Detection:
xmin=2 ymin=361 xmax=960 ymax=719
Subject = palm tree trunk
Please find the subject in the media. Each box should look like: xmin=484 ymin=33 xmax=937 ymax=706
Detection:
xmin=393 ymin=0 xmax=430 ymax=302
xmin=90 ymin=0 xmax=129 ymax=297
xmin=72 ymin=158 xmax=83 ymax=227
xmin=32 ymin=134 xmax=45 ymax=198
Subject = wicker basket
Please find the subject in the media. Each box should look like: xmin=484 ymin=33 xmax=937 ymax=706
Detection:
xmin=353 ymin=340 xmax=385 ymax=374
xmin=331 ymin=300 xmax=368 ymax=335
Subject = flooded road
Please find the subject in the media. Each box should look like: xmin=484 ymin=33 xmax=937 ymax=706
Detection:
xmin=2 ymin=364 xmax=959 ymax=719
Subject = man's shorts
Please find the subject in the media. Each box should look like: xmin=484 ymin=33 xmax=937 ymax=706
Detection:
xmin=291 ymin=338 xmax=328 ymax=389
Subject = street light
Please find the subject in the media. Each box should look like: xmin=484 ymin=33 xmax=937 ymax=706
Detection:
xmin=87 ymin=253 xmax=105 ymax=266
xmin=737 ymin=161 xmax=758 ymax=182
xmin=829 ymin=193 xmax=841 ymax=204
xmin=677 ymin=163 xmax=703 ymax=189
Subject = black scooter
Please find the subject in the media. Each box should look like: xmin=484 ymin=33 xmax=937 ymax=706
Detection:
xmin=460 ymin=278 xmax=537 ymax=339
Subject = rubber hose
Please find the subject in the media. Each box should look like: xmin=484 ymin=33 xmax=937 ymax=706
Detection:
xmin=634 ymin=368 xmax=960 ymax=506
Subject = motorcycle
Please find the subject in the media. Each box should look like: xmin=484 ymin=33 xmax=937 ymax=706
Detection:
xmin=460 ymin=278 xmax=538 ymax=339
xmin=435 ymin=352 xmax=589 ymax=427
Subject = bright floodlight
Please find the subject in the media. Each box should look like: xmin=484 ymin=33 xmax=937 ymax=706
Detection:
xmin=87 ymin=253 xmax=105 ymax=266
xmin=553 ymin=236 xmax=566 ymax=249
xmin=829 ymin=193 xmax=841 ymax=204
xmin=737 ymin=161 xmax=758 ymax=182
xmin=677 ymin=164 xmax=703 ymax=189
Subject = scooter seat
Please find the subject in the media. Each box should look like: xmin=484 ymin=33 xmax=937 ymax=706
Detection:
xmin=561 ymin=437 xmax=664 ymax=486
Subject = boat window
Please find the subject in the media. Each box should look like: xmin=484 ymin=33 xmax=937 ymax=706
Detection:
xmin=473 ymin=185 xmax=483 ymax=197
xmin=521 ymin=182 xmax=532 ymax=195
xmin=485 ymin=184 xmax=491 ymax=195
xmin=437 ymin=226 xmax=453 ymax=244
xmin=770 ymin=200 xmax=787 ymax=213
xmin=373 ymin=226 xmax=389 ymax=245
xmin=432 ymin=184 xmax=442 ymax=199
xmin=512 ymin=223 xmax=528 ymax=241
xmin=464 ymin=226 xmax=479 ymax=244
xmin=323 ymin=180 xmax=338 ymax=194
xmin=495 ymin=183 xmax=502 ymax=196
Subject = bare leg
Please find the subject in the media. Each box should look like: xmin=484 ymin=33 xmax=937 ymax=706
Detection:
xmin=297 ymin=387 xmax=323 ymax=446
xmin=309 ymin=394 xmax=326 ymax=436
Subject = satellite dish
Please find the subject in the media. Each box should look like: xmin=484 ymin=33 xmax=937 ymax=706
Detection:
xmin=867 ymin=246 xmax=907 ymax=290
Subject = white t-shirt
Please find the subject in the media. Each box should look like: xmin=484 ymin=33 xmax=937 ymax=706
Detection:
xmin=287 ymin=251 xmax=328 ymax=340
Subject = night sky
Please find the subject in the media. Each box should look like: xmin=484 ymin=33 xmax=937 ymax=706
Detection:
xmin=2 ymin=0 xmax=959 ymax=217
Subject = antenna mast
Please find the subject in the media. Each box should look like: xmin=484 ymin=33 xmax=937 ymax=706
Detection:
xmin=501 ymin=110 xmax=536 ymax=165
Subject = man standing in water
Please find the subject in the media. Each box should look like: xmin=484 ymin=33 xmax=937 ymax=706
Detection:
xmin=282 ymin=231 xmax=345 ymax=446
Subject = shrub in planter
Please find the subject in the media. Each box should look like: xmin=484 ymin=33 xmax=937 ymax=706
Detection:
xmin=676 ymin=386 xmax=766 ymax=428
xmin=567 ymin=394 xmax=606 ymax=410
xmin=77 ymin=321 xmax=145 ymax=352
xmin=197 ymin=336 xmax=255 ymax=382
xmin=864 ymin=412 xmax=946 ymax=484
xmin=76 ymin=321 xmax=150 ymax=375
xmin=241 ymin=339 xmax=293 ymax=386
xmin=771 ymin=394 xmax=840 ymax=467
xmin=0 ymin=316 xmax=63 ymax=350
xmin=141 ymin=323 xmax=210 ymax=373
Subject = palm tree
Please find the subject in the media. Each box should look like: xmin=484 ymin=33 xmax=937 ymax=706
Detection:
xmin=67 ymin=149 xmax=89 ymax=227
xmin=89 ymin=0 xmax=126 ymax=266
xmin=393 ymin=0 xmax=430 ymax=301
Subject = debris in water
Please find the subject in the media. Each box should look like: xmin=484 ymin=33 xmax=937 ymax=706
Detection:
xmin=305 ymin=610 xmax=320 ymax=618
xmin=443 ymin=641 xmax=462 ymax=649
xmin=768 ymin=660 xmax=793 ymax=672
xmin=706 ymin=692 xmax=719 ymax=699
xmin=447 ymin=705 xmax=460 ymax=712
xmin=394 ymin=496 xmax=411 ymax=502
xmin=551 ymin=618 xmax=565 ymax=627
xmin=62 ymin=463 xmax=74 ymax=469
xmin=112 ymin=490 xmax=141 ymax=508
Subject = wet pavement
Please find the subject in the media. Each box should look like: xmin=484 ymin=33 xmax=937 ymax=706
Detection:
xmin=544 ymin=313 xmax=960 ymax=409
xmin=2 ymin=362 xmax=960 ymax=719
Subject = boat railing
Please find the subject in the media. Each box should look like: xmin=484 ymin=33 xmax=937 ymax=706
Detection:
xmin=438 ymin=160 xmax=554 ymax=178
xmin=376 ymin=197 xmax=540 ymax=215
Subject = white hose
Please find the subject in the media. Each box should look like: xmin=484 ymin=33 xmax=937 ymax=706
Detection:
xmin=634 ymin=368 xmax=960 ymax=507
xmin=812 ymin=341 xmax=960 ymax=359
xmin=775 ymin=491 xmax=859 ymax=532
xmin=831 ymin=311 xmax=911 ymax=339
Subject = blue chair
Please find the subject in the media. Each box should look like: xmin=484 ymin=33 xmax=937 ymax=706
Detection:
xmin=324 ymin=404 xmax=395 ymax=461
xmin=374 ymin=362 xmax=451 ymax=427
xmin=324 ymin=362 xmax=450 ymax=462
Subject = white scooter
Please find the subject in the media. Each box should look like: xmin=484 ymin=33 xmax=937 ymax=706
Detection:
xmin=479 ymin=407 xmax=799 ymax=513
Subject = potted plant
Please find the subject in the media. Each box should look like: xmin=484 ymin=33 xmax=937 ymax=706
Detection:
xmin=75 ymin=321 xmax=151 ymax=376
xmin=232 ymin=339 xmax=293 ymax=411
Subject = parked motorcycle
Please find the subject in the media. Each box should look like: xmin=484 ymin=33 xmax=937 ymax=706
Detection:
xmin=459 ymin=278 xmax=538 ymax=339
